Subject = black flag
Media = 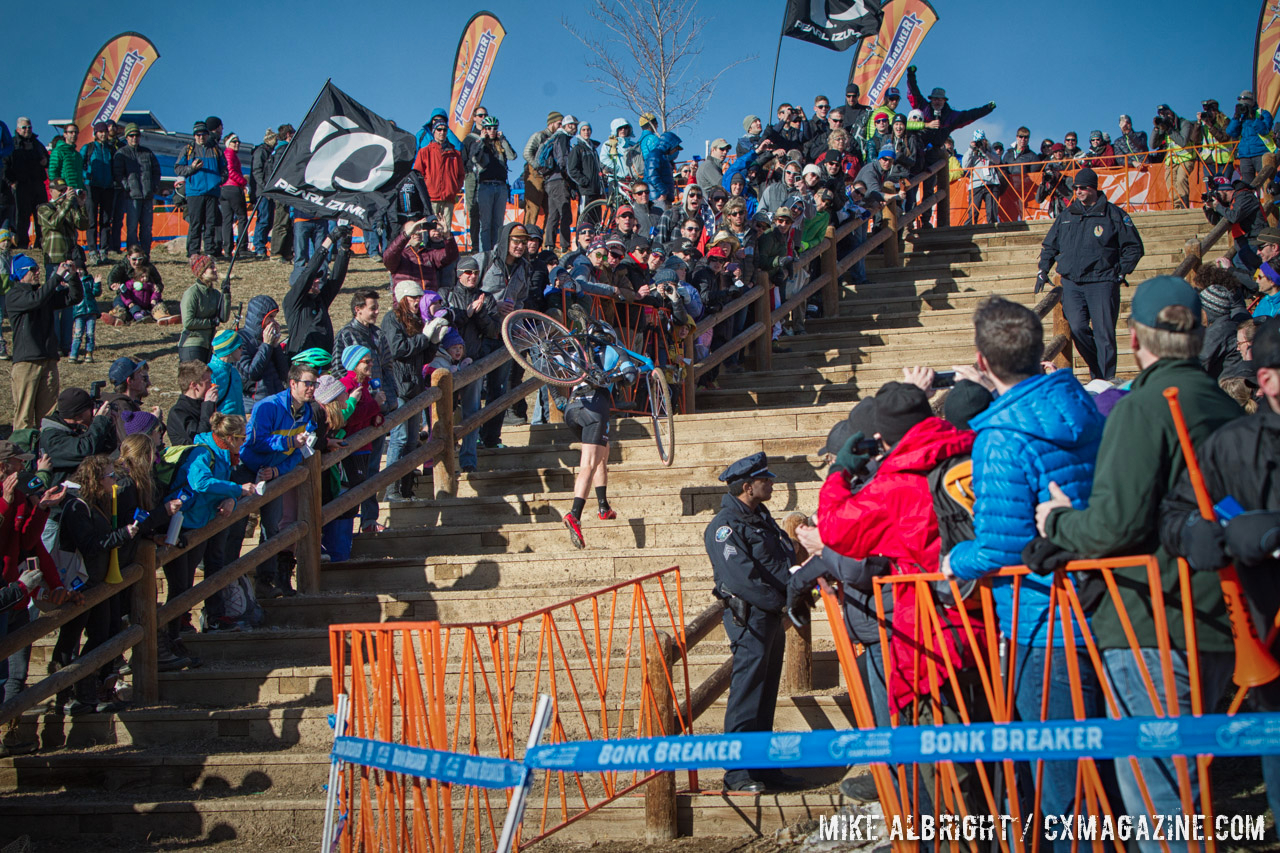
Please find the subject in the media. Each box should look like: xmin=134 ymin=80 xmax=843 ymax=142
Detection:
xmin=262 ymin=81 xmax=416 ymax=228
xmin=781 ymin=0 xmax=883 ymax=51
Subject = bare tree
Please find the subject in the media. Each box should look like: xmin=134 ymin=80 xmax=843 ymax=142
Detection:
xmin=563 ymin=0 xmax=753 ymax=132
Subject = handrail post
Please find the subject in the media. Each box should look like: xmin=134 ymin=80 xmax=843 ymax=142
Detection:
xmin=644 ymin=630 xmax=677 ymax=842
xmin=821 ymin=225 xmax=839 ymax=319
xmin=131 ymin=541 xmax=159 ymax=704
xmin=751 ymin=275 xmax=772 ymax=372
xmin=882 ymin=199 xmax=902 ymax=268
xmin=781 ymin=620 xmax=813 ymax=694
xmin=682 ymin=330 xmax=697 ymax=415
xmin=431 ymin=369 xmax=456 ymax=498
xmin=295 ymin=452 xmax=323 ymax=595
xmin=937 ymin=159 xmax=951 ymax=230
xmin=1052 ymin=297 xmax=1074 ymax=372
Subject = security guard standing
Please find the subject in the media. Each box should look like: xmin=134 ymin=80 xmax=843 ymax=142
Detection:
xmin=1035 ymin=166 xmax=1144 ymax=381
xmin=705 ymin=452 xmax=806 ymax=793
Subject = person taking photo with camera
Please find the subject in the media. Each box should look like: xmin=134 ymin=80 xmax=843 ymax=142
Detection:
xmin=1226 ymin=89 xmax=1275 ymax=186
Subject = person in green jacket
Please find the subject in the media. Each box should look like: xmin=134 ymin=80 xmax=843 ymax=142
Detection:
xmin=178 ymin=255 xmax=231 ymax=364
xmin=46 ymin=125 xmax=85 ymax=190
xmin=1034 ymin=276 xmax=1241 ymax=850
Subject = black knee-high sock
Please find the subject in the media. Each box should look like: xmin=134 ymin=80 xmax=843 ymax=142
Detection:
xmin=571 ymin=497 xmax=586 ymax=518
xmin=595 ymin=486 xmax=610 ymax=512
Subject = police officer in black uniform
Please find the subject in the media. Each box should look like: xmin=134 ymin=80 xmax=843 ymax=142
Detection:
xmin=705 ymin=452 xmax=807 ymax=793
xmin=1035 ymin=166 xmax=1144 ymax=381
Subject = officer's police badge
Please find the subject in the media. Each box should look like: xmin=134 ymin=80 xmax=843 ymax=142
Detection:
xmin=715 ymin=526 xmax=732 ymax=542
xmin=1093 ymin=225 xmax=1104 ymax=238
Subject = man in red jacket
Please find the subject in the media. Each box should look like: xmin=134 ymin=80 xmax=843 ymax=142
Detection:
xmin=815 ymin=380 xmax=989 ymax=814
xmin=413 ymin=118 xmax=464 ymax=239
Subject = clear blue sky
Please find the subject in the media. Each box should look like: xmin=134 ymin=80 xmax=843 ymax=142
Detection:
xmin=5 ymin=0 xmax=1262 ymax=158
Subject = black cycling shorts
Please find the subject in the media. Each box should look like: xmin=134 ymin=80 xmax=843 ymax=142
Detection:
xmin=564 ymin=390 xmax=612 ymax=447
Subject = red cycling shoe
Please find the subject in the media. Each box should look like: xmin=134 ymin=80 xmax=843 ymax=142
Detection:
xmin=597 ymin=509 xmax=617 ymax=520
xmin=563 ymin=512 xmax=585 ymax=549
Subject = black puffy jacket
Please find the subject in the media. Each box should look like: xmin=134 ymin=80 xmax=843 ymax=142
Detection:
xmin=381 ymin=310 xmax=438 ymax=400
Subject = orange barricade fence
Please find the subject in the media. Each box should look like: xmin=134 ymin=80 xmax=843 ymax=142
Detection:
xmin=946 ymin=142 xmax=1244 ymax=227
xmin=329 ymin=565 xmax=693 ymax=853
xmin=819 ymin=552 xmax=1269 ymax=853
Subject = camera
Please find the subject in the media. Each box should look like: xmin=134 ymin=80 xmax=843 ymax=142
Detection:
xmin=931 ymin=370 xmax=957 ymax=389
xmin=851 ymin=435 xmax=880 ymax=456
xmin=89 ymin=380 xmax=107 ymax=402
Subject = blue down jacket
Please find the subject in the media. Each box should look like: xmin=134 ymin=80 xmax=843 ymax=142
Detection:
xmin=644 ymin=132 xmax=682 ymax=203
xmin=948 ymin=369 xmax=1105 ymax=646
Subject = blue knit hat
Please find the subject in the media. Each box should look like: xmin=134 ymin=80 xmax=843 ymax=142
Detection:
xmin=212 ymin=329 xmax=240 ymax=359
xmin=441 ymin=329 xmax=465 ymax=350
xmin=10 ymin=254 xmax=37 ymax=281
xmin=341 ymin=345 xmax=372 ymax=373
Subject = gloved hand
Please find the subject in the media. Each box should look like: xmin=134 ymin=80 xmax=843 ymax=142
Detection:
xmin=987 ymin=101 xmax=997 ymax=110
xmin=907 ymin=65 xmax=917 ymax=74
xmin=1180 ymin=515 xmax=1229 ymax=572
xmin=1225 ymin=510 xmax=1280 ymax=567
xmin=1021 ymin=536 xmax=1078 ymax=576
xmin=725 ymin=595 xmax=749 ymax=628
xmin=1034 ymin=271 xmax=1049 ymax=295
xmin=831 ymin=433 xmax=872 ymax=478
xmin=18 ymin=565 xmax=43 ymax=591
xmin=424 ymin=316 xmax=450 ymax=344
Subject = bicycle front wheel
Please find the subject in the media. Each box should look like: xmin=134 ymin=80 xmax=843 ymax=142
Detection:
xmin=648 ymin=368 xmax=675 ymax=467
xmin=502 ymin=310 xmax=590 ymax=387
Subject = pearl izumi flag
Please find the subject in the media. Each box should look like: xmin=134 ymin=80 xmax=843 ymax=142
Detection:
xmin=850 ymin=0 xmax=939 ymax=106
xmin=781 ymin=0 xmax=883 ymax=51
xmin=72 ymin=32 xmax=161 ymax=132
xmin=262 ymin=81 xmax=417 ymax=228
xmin=449 ymin=12 xmax=507 ymax=141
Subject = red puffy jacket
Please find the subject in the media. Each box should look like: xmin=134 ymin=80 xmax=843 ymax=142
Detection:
xmin=413 ymin=142 xmax=464 ymax=204
xmin=0 ymin=495 xmax=61 ymax=601
xmin=816 ymin=416 xmax=987 ymax=712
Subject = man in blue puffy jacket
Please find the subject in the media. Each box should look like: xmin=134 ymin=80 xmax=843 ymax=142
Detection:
xmin=1226 ymin=90 xmax=1275 ymax=186
xmin=644 ymin=132 xmax=682 ymax=208
xmin=174 ymin=121 xmax=228 ymax=258
xmin=943 ymin=296 xmax=1106 ymax=851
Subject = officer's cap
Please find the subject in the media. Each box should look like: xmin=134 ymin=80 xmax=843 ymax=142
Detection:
xmin=718 ymin=452 xmax=776 ymax=486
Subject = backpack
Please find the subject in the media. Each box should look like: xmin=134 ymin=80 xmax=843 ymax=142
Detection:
xmin=154 ymin=444 xmax=206 ymax=497
xmin=927 ymin=453 xmax=977 ymax=607
xmin=209 ymin=575 xmax=265 ymax=629
xmin=534 ymin=135 xmax=559 ymax=178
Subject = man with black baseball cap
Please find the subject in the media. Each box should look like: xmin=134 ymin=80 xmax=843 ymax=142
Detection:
xmin=704 ymin=452 xmax=807 ymax=793
xmin=1036 ymin=165 xmax=1145 ymax=380
xmin=1036 ymin=276 xmax=1241 ymax=835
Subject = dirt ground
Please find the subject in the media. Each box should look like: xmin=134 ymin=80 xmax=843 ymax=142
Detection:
xmin=0 ymin=245 xmax=398 ymax=430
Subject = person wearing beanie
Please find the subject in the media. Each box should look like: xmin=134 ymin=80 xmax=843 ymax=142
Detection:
xmin=40 ymin=388 xmax=120 ymax=503
xmin=174 ymin=121 xmax=228 ymax=257
xmin=465 ymin=112 xmax=519 ymax=253
xmin=113 ymin=121 xmax=161 ymax=253
xmin=250 ymin=128 xmax=280 ymax=258
xmin=1194 ymin=263 xmax=1252 ymax=380
xmin=413 ymin=114 xmax=465 ymax=234
xmin=384 ymin=214 xmax=460 ymax=295
xmin=813 ymin=375 xmax=987 ymax=728
xmin=7 ymin=252 xmax=84 ymax=429
xmin=1036 ymin=163 xmax=1145 ymax=380
xmin=522 ymin=112 xmax=564 ymax=230
xmin=429 ymin=327 xmax=471 ymax=374
xmin=179 ymin=253 xmax=232 ymax=364
xmin=210 ymin=329 xmax=245 ymax=416
xmin=539 ymin=114 xmax=579 ymax=252
xmin=381 ymin=271 xmax=443 ymax=500
xmin=1036 ymin=276 xmax=1242 ymax=834
xmin=168 ymin=359 xmax=220 ymax=445
xmin=219 ymin=133 xmax=249 ymax=260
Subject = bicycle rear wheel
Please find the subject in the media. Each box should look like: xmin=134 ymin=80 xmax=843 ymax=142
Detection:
xmin=578 ymin=197 xmax=615 ymax=232
xmin=648 ymin=368 xmax=675 ymax=467
xmin=502 ymin=310 xmax=590 ymax=387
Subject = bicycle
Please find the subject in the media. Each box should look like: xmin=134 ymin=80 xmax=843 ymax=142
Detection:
xmin=577 ymin=173 xmax=633 ymax=233
xmin=502 ymin=309 xmax=675 ymax=466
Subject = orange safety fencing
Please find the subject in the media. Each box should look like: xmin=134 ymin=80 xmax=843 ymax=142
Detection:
xmin=328 ymin=565 xmax=693 ymax=853
xmin=945 ymin=142 xmax=1247 ymax=227
xmin=818 ymin=549 xmax=1265 ymax=853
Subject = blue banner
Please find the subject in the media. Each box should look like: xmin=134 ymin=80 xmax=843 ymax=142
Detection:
xmin=332 ymin=736 xmax=525 ymax=789
xmin=526 ymin=713 xmax=1280 ymax=774
xmin=333 ymin=714 xmax=1280 ymax=787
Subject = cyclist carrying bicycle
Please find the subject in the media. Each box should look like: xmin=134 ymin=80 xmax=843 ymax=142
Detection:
xmin=560 ymin=323 xmax=642 ymax=549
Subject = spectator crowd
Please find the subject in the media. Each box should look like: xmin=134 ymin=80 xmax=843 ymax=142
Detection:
xmin=0 ymin=66 xmax=1275 ymax=839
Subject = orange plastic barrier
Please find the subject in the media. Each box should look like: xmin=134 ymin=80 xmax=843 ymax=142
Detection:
xmin=329 ymin=566 xmax=692 ymax=853
xmin=820 ymin=551 xmax=1249 ymax=853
